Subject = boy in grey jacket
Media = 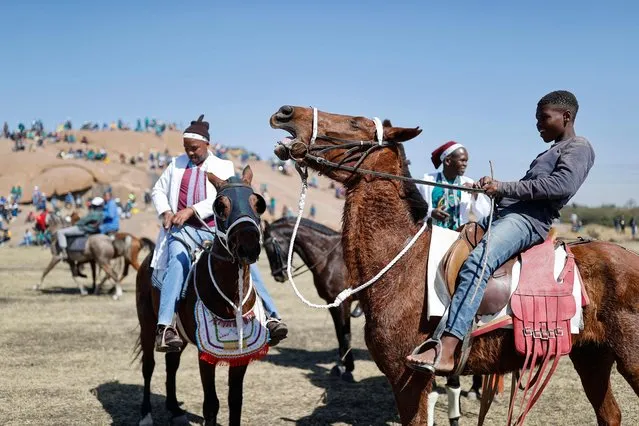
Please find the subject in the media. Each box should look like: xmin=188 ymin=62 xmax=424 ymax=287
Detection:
xmin=407 ymin=90 xmax=595 ymax=374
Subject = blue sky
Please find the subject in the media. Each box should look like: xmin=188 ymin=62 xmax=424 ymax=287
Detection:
xmin=1 ymin=1 xmax=638 ymax=206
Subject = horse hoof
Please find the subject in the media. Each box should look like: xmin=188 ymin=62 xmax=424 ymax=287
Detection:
xmin=112 ymin=294 xmax=120 ymax=301
xmin=170 ymin=414 xmax=189 ymax=426
xmin=330 ymin=365 xmax=346 ymax=377
xmin=139 ymin=413 xmax=153 ymax=426
xmin=449 ymin=418 xmax=459 ymax=426
xmin=341 ymin=371 xmax=355 ymax=383
xmin=32 ymin=285 xmax=40 ymax=291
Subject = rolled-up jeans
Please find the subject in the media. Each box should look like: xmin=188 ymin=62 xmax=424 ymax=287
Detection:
xmin=445 ymin=213 xmax=543 ymax=340
xmin=157 ymin=225 xmax=280 ymax=326
xmin=57 ymin=225 xmax=85 ymax=249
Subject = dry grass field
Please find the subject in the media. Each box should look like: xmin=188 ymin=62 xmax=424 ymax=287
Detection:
xmin=0 ymin=247 xmax=637 ymax=425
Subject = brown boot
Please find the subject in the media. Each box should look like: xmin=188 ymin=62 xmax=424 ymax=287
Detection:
xmin=266 ymin=318 xmax=288 ymax=347
xmin=155 ymin=325 xmax=183 ymax=352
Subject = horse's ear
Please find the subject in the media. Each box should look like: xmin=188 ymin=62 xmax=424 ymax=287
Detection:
xmin=241 ymin=165 xmax=253 ymax=185
xmin=384 ymin=126 xmax=422 ymax=143
xmin=207 ymin=172 xmax=225 ymax=190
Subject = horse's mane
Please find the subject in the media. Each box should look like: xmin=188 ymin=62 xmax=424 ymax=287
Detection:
xmin=271 ymin=217 xmax=339 ymax=236
xmin=396 ymin=144 xmax=429 ymax=223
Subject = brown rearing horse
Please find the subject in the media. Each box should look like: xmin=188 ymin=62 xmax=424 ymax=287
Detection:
xmin=262 ymin=217 xmax=356 ymax=381
xmin=36 ymin=211 xmax=154 ymax=298
xmin=135 ymin=166 xmax=266 ymax=426
xmin=270 ymin=105 xmax=639 ymax=426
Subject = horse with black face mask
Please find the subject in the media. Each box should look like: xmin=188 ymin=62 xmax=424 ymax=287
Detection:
xmin=135 ymin=166 xmax=268 ymax=426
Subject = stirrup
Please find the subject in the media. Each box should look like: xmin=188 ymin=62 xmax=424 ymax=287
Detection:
xmin=406 ymin=338 xmax=442 ymax=374
xmin=156 ymin=325 xmax=182 ymax=353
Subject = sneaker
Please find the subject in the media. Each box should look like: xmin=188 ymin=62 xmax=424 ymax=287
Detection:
xmin=266 ymin=318 xmax=288 ymax=347
xmin=155 ymin=325 xmax=183 ymax=352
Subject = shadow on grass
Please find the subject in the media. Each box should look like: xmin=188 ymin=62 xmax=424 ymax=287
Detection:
xmin=265 ymin=347 xmax=399 ymax=425
xmin=91 ymin=381 xmax=204 ymax=425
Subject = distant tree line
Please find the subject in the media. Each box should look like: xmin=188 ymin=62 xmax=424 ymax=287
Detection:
xmin=560 ymin=200 xmax=639 ymax=227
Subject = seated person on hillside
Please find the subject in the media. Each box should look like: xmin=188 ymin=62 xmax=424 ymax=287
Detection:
xmin=99 ymin=190 xmax=120 ymax=235
xmin=56 ymin=197 xmax=104 ymax=259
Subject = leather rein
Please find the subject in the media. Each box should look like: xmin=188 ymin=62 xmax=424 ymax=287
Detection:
xmin=266 ymin=233 xmax=341 ymax=278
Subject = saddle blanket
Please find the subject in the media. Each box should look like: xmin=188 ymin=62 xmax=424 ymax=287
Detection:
xmin=426 ymin=225 xmax=584 ymax=334
xmin=195 ymin=293 xmax=270 ymax=366
xmin=67 ymin=235 xmax=88 ymax=252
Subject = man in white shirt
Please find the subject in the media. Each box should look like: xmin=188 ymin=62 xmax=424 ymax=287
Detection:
xmin=418 ymin=141 xmax=490 ymax=426
xmin=151 ymin=115 xmax=287 ymax=352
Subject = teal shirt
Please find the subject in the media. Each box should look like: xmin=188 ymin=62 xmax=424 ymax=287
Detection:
xmin=431 ymin=172 xmax=462 ymax=230
xmin=76 ymin=210 xmax=104 ymax=234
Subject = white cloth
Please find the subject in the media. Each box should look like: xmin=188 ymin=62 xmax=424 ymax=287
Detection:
xmin=417 ymin=172 xmax=491 ymax=224
xmin=150 ymin=151 xmax=235 ymax=271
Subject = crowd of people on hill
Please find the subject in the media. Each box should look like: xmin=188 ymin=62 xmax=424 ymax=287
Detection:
xmin=79 ymin=117 xmax=178 ymax=137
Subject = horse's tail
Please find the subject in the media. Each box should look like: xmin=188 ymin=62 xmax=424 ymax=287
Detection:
xmin=132 ymin=254 xmax=155 ymax=365
xmin=124 ymin=234 xmax=134 ymax=263
xmin=140 ymin=237 xmax=156 ymax=252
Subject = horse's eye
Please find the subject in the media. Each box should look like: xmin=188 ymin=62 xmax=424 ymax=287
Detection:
xmin=252 ymin=194 xmax=266 ymax=215
xmin=213 ymin=196 xmax=230 ymax=220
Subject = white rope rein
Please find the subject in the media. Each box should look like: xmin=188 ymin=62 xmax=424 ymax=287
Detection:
xmin=285 ymin=112 xmax=429 ymax=309
xmin=285 ymin=178 xmax=429 ymax=309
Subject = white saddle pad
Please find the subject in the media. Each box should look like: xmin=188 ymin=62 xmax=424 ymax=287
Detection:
xmin=195 ymin=294 xmax=270 ymax=365
xmin=426 ymin=225 xmax=584 ymax=334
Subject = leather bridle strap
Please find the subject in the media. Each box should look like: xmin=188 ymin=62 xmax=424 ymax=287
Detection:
xmin=295 ymin=107 xmax=485 ymax=194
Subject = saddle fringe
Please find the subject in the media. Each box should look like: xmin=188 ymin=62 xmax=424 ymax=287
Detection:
xmin=199 ymin=345 xmax=269 ymax=367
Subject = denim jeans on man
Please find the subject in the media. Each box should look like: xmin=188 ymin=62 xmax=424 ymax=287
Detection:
xmin=445 ymin=213 xmax=543 ymax=339
xmin=158 ymin=225 xmax=280 ymax=326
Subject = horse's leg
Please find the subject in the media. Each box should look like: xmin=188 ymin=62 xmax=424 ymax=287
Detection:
xmin=99 ymin=261 xmax=123 ymax=300
xmin=165 ymin=349 xmax=188 ymax=425
xmin=570 ymin=344 xmax=621 ymax=425
xmin=139 ymin=323 xmax=156 ymax=426
xmin=35 ymin=256 xmax=61 ymax=290
xmin=391 ymin=371 xmax=432 ymax=426
xmin=228 ymin=365 xmax=248 ymax=426
xmin=91 ymin=262 xmax=98 ymax=294
xmin=71 ymin=262 xmax=89 ymax=296
xmin=329 ymin=301 xmax=355 ymax=382
xmin=199 ymin=359 xmax=219 ymax=426
xmin=342 ymin=300 xmax=355 ymax=374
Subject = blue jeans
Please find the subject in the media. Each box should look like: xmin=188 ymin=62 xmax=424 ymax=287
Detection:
xmin=158 ymin=226 xmax=280 ymax=325
xmin=445 ymin=213 xmax=543 ymax=339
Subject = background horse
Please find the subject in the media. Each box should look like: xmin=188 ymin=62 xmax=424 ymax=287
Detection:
xmin=135 ymin=166 xmax=266 ymax=426
xmin=263 ymin=217 xmax=355 ymax=381
xmin=36 ymin=212 xmax=154 ymax=298
xmin=271 ymin=105 xmax=639 ymax=425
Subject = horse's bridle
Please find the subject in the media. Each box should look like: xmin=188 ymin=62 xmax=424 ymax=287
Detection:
xmin=285 ymin=108 xmax=390 ymax=180
xmin=263 ymin=235 xmax=287 ymax=278
xmin=264 ymin=229 xmax=342 ymax=279
xmin=278 ymin=107 xmax=486 ymax=193
xmin=212 ymin=183 xmax=264 ymax=258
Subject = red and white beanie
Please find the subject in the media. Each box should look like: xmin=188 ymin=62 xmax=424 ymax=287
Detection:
xmin=183 ymin=114 xmax=210 ymax=143
xmin=430 ymin=141 xmax=464 ymax=169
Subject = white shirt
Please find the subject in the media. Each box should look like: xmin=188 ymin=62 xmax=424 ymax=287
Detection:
xmin=417 ymin=172 xmax=491 ymax=226
xmin=150 ymin=151 xmax=235 ymax=270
